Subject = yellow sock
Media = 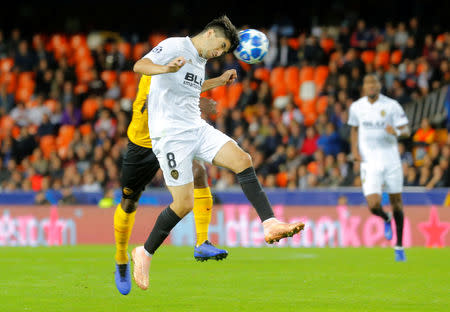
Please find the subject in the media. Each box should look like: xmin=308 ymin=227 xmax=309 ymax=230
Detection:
xmin=193 ymin=187 xmax=213 ymax=246
xmin=114 ymin=204 xmax=136 ymax=264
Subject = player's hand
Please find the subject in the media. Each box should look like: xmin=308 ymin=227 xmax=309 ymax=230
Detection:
xmin=385 ymin=124 xmax=396 ymax=135
xmin=199 ymin=97 xmax=217 ymax=115
xmin=167 ymin=57 xmax=186 ymax=73
xmin=220 ymin=69 xmax=237 ymax=85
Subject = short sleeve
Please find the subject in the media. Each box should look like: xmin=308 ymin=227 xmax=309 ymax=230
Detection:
xmin=142 ymin=38 xmax=178 ymax=65
xmin=347 ymin=103 xmax=359 ymax=127
xmin=392 ymin=101 xmax=409 ymax=127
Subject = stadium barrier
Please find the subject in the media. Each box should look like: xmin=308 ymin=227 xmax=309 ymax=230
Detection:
xmin=1 ymin=203 xmax=448 ymax=247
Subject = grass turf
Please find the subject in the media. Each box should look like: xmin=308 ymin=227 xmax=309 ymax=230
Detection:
xmin=1 ymin=246 xmax=449 ymax=312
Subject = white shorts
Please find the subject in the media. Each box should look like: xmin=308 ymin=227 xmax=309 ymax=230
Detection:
xmin=152 ymin=124 xmax=234 ymax=186
xmin=360 ymin=162 xmax=403 ymax=196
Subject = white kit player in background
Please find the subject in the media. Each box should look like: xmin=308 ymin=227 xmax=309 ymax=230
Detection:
xmin=128 ymin=15 xmax=305 ymax=290
xmin=348 ymin=73 xmax=410 ymax=262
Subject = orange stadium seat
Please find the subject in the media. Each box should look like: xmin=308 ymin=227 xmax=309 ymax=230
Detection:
xmin=253 ymin=67 xmax=270 ymax=82
xmin=123 ymin=84 xmax=138 ymax=99
xmin=15 ymin=85 xmax=34 ymax=103
xmin=81 ymin=98 xmax=99 ymax=120
xmin=269 ymin=67 xmax=285 ymax=87
xmin=314 ymin=65 xmax=329 ymax=84
xmin=70 ymin=34 xmax=87 ymax=50
xmin=73 ymin=46 xmax=91 ymax=63
xmin=375 ymin=50 xmax=390 ymax=69
xmin=390 ymin=50 xmax=403 ymax=65
xmin=285 ymin=66 xmax=300 ymax=95
xmin=361 ymin=50 xmax=375 ymax=65
xmin=316 ymin=95 xmax=328 ymax=114
xmin=44 ymin=99 xmax=59 ymax=113
xmin=74 ymin=83 xmax=88 ymax=94
xmin=118 ymin=41 xmax=131 ymax=59
xmin=17 ymin=72 xmax=35 ymax=85
xmin=119 ymin=71 xmax=138 ymax=92
xmin=301 ymin=99 xmax=317 ymax=113
xmin=103 ymin=98 xmax=116 ymax=109
xmin=272 ymin=83 xmax=288 ymax=98
xmin=416 ymin=62 xmax=426 ymax=75
xmin=210 ymin=85 xmax=228 ymax=109
xmin=101 ymin=70 xmax=118 ymax=89
xmin=276 ymin=171 xmax=288 ymax=187
xmin=149 ymin=33 xmax=167 ymax=48
xmin=56 ymin=125 xmax=75 ymax=148
xmin=299 ymin=66 xmax=315 ymax=83
xmin=39 ymin=135 xmax=57 ymax=159
xmin=238 ymin=60 xmax=251 ymax=72
xmin=227 ymin=82 xmax=243 ymax=109
xmin=0 ymin=115 xmax=15 ymax=140
xmin=0 ymin=58 xmax=14 ymax=72
xmin=320 ymin=37 xmax=335 ymax=54
xmin=303 ymin=111 xmax=317 ymax=127
xmin=79 ymin=123 xmax=92 ymax=136
xmin=0 ymin=71 xmax=17 ymax=93
xmin=287 ymin=38 xmax=300 ymax=50
xmin=133 ymin=43 xmax=149 ymax=61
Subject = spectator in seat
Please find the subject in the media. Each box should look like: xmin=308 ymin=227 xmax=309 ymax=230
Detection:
xmin=14 ymin=40 xmax=36 ymax=71
xmin=350 ymin=19 xmax=375 ymax=50
xmin=317 ymin=122 xmax=342 ymax=157
xmin=37 ymin=113 xmax=57 ymax=136
xmin=273 ymin=36 xmax=298 ymax=67
xmin=61 ymin=101 xmax=82 ymax=126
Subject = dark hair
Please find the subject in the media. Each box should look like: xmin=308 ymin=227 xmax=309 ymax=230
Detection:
xmin=204 ymin=15 xmax=239 ymax=52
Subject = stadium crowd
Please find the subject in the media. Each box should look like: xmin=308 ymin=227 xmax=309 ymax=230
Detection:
xmin=0 ymin=16 xmax=449 ymax=203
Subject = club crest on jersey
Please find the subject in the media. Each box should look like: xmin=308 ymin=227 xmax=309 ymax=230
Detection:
xmin=123 ymin=187 xmax=134 ymax=195
xmin=380 ymin=110 xmax=386 ymax=117
xmin=171 ymin=170 xmax=179 ymax=180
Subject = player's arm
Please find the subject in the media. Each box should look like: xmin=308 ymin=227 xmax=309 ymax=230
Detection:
xmin=201 ymin=69 xmax=237 ymax=92
xmin=385 ymin=124 xmax=411 ymax=138
xmin=199 ymin=97 xmax=217 ymax=115
xmin=133 ymin=57 xmax=186 ymax=76
xmin=350 ymin=126 xmax=362 ymax=162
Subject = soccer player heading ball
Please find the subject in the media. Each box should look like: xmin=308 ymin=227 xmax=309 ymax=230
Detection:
xmin=130 ymin=15 xmax=305 ymax=290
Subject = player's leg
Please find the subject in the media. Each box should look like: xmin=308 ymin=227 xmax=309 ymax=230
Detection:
xmin=386 ymin=165 xmax=406 ymax=261
xmin=133 ymin=182 xmax=194 ymax=290
xmin=197 ymin=125 xmax=304 ymax=243
xmin=361 ymin=163 xmax=392 ymax=240
xmin=192 ymin=160 xmax=228 ymax=261
xmin=114 ymin=142 xmax=160 ymax=294
xmin=132 ymin=135 xmax=196 ymax=290
xmin=389 ymin=193 xmax=406 ymax=261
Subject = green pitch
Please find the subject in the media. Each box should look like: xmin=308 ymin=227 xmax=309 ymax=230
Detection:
xmin=1 ymin=246 xmax=449 ymax=312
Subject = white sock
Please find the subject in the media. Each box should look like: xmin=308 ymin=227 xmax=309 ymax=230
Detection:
xmin=262 ymin=217 xmax=277 ymax=225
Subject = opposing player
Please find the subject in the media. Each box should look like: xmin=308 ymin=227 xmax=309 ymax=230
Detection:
xmin=130 ymin=15 xmax=304 ymax=290
xmin=114 ymin=75 xmax=228 ymax=295
xmin=349 ymin=74 xmax=410 ymax=262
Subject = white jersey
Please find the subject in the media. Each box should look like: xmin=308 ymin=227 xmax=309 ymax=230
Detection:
xmin=348 ymin=94 xmax=408 ymax=165
xmin=143 ymin=37 xmax=207 ymax=138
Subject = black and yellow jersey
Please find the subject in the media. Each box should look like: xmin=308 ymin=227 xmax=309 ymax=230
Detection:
xmin=127 ymin=75 xmax=152 ymax=148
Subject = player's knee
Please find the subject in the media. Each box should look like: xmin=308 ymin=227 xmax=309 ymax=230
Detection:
xmin=236 ymin=151 xmax=253 ymax=172
xmin=121 ymin=198 xmax=138 ymax=213
xmin=193 ymin=164 xmax=208 ymax=188
xmin=171 ymin=195 xmax=194 ymax=217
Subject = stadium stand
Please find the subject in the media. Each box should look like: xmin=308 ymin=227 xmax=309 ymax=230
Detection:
xmin=0 ymin=18 xmax=449 ymax=196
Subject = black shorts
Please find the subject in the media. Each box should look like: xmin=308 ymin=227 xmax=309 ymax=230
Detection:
xmin=120 ymin=141 xmax=160 ymax=201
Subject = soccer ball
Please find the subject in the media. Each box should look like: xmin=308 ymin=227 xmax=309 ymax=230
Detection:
xmin=233 ymin=29 xmax=269 ymax=64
